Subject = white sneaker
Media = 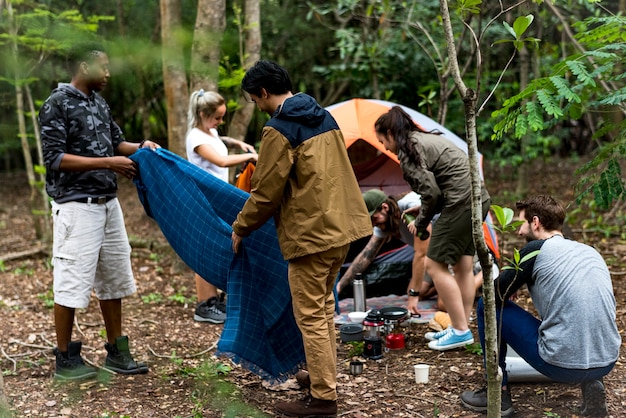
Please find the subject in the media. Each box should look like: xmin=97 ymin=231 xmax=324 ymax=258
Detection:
xmin=424 ymin=327 xmax=451 ymax=341
xmin=428 ymin=329 xmax=474 ymax=351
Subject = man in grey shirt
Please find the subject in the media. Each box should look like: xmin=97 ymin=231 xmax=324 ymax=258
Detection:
xmin=460 ymin=195 xmax=620 ymax=417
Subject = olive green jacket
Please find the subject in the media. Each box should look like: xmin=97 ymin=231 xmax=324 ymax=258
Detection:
xmin=398 ymin=132 xmax=490 ymax=232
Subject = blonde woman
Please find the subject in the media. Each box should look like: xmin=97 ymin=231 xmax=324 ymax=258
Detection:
xmin=186 ymin=89 xmax=257 ymax=323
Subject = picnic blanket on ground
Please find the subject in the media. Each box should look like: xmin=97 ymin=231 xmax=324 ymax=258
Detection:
xmin=334 ymin=294 xmax=437 ymax=325
xmin=130 ymin=148 xmax=304 ymax=381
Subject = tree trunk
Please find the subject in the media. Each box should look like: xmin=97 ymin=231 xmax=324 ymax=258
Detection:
xmin=438 ymin=1 xmax=500 ymax=417
xmin=0 ymin=369 xmax=9 ymax=417
xmin=228 ymin=0 xmax=261 ymax=141
xmin=160 ymin=0 xmax=189 ymax=156
xmin=515 ymin=45 xmax=530 ymax=197
xmin=8 ymin=0 xmax=47 ymax=241
xmin=25 ymin=84 xmax=52 ymax=244
xmin=190 ymin=0 xmax=225 ymax=92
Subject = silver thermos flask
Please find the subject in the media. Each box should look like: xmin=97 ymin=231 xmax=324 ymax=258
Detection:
xmin=353 ymin=274 xmax=366 ymax=312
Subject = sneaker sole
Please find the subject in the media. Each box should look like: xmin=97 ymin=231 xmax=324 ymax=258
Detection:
xmin=104 ymin=365 xmax=149 ymax=375
xmin=275 ymin=410 xmax=336 ymax=418
xmin=54 ymin=370 xmax=98 ymax=381
xmin=193 ymin=314 xmax=225 ymax=324
xmin=461 ymin=399 xmax=514 ymax=417
xmin=424 ymin=331 xmax=448 ymax=341
xmin=428 ymin=337 xmax=474 ymax=351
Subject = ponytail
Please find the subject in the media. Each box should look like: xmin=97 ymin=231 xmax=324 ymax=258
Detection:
xmin=187 ymin=89 xmax=226 ymax=133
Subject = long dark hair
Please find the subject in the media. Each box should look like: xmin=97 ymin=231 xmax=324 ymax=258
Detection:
xmin=374 ymin=106 xmax=440 ymax=164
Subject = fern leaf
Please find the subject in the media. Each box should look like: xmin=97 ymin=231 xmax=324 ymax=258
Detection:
xmin=549 ymin=76 xmax=580 ymax=103
xmin=536 ymin=89 xmax=563 ymax=118
xmin=514 ymin=113 xmax=528 ymax=138
xmin=525 ymin=101 xmax=544 ymax=131
xmin=566 ymin=60 xmax=596 ymax=87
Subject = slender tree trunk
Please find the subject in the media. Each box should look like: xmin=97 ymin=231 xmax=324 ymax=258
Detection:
xmin=438 ymin=1 xmax=500 ymax=417
xmin=0 ymin=369 xmax=9 ymax=417
xmin=8 ymin=0 xmax=46 ymax=241
xmin=515 ymin=45 xmax=530 ymax=197
xmin=190 ymin=0 xmax=225 ymax=92
xmin=25 ymin=84 xmax=51 ymax=243
xmin=228 ymin=0 xmax=261 ymax=141
xmin=160 ymin=0 xmax=189 ymax=156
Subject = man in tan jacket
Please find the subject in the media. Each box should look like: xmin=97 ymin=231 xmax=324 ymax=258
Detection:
xmin=231 ymin=60 xmax=371 ymax=417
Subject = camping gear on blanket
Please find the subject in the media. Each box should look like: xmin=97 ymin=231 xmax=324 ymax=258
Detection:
xmin=339 ymin=324 xmax=364 ymax=343
xmin=362 ymin=310 xmax=384 ymax=360
xmin=336 ymin=294 xmax=436 ymax=325
xmin=129 ymin=148 xmax=304 ymax=381
xmin=379 ymin=306 xmax=409 ymax=351
xmin=353 ymin=275 xmax=366 ymax=311
xmin=385 ymin=329 xmax=405 ymax=350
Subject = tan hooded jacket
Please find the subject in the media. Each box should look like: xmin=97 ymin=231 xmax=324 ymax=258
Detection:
xmin=232 ymin=93 xmax=371 ymax=260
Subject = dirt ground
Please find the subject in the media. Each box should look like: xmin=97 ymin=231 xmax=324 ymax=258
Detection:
xmin=1 ymin=158 xmax=625 ymax=418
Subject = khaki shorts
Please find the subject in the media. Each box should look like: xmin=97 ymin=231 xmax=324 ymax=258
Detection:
xmin=427 ymin=199 xmax=491 ymax=266
xmin=51 ymin=199 xmax=135 ymax=309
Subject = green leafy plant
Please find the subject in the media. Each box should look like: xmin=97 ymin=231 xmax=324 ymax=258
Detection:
xmin=346 ymin=341 xmax=364 ymax=357
xmin=464 ymin=342 xmax=483 ymax=355
xmin=493 ymin=15 xmax=626 ymax=210
xmin=37 ymin=290 xmax=54 ymax=309
xmin=141 ymin=292 xmax=164 ymax=304
xmin=168 ymin=287 xmax=194 ymax=305
xmin=13 ymin=266 xmax=34 ymax=276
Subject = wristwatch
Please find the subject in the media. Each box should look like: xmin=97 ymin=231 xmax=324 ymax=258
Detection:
xmin=408 ymin=288 xmax=420 ymax=297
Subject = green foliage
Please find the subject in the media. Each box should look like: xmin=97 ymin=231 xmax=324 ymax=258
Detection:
xmin=141 ymin=292 xmax=164 ymax=304
xmin=346 ymin=341 xmax=364 ymax=357
xmin=13 ymin=265 xmax=34 ymax=276
xmin=168 ymin=287 xmax=194 ymax=305
xmin=464 ymin=342 xmax=483 ymax=355
xmin=492 ymin=14 xmax=626 ymax=208
xmin=171 ymin=358 xmax=267 ymax=417
xmin=496 ymin=15 xmax=540 ymax=51
xmin=37 ymin=289 xmax=54 ymax=309
xmin=568 ymin=193 xmax=626 ymax=239
xmin=489 ymin=205 xmax=524 ymax=234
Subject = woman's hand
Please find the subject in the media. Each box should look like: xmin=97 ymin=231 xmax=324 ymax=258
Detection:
xmin=406 ymin=295 xmax=420 ymax=316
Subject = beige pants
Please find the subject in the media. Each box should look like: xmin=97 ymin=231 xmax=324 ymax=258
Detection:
xmin=288 ymin=244 xmax=349 ymax=401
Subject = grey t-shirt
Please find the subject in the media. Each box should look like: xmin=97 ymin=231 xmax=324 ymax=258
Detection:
xmin=531 ymin=235 xmax=621 ymax=369
xmin=499 ymin=235 xmax=621 ymax=370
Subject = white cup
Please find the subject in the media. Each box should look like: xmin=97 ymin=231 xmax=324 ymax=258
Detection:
xmin=414 ymin=364 xmax=429 ymax=383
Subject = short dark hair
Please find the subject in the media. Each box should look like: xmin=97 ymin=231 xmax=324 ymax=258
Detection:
xmin=66 ymin=41 xmax=107 ymax=75
xmin=515 ymin=195 xmax=565 ymax=231
xmin=241 ymin=60 xmax=293 ymax=97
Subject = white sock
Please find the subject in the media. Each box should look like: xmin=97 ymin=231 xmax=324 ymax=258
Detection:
xmin=452 ymin=328 xmax=469 ymax=336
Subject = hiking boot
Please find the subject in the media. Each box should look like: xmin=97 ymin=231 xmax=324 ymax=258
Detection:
xmin=424 ymin=327 xmax=451 ymax=341
xmin=275 ymin=395 xmax=337 ymax=417
xmin=461 ymin=386 xmax=514 ymax=417
xmin=581 ymin=379 xmax=607 ymax=416
xmin=53 ymin=341 xmax=98 ymax=381
xmin=104 ymin=336 xmax=149 ymax=375
xmin=216 ymin=292 xmax=227 ymax=313
xmin=428 ymin=329 xmax=473 ymax=351
xmin=194 ymin=296 xmax=226 ymax=324
xmin=295 ymin=370 xmax=311 ymax=388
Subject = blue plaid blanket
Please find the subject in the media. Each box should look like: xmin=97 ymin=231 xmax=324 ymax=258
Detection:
xmin=130 ymin=148 xmax=305 ymax=381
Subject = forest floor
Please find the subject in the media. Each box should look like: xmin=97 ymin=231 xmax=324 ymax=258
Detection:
xmin=0 ymin=157 xmax=625 ymax=418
